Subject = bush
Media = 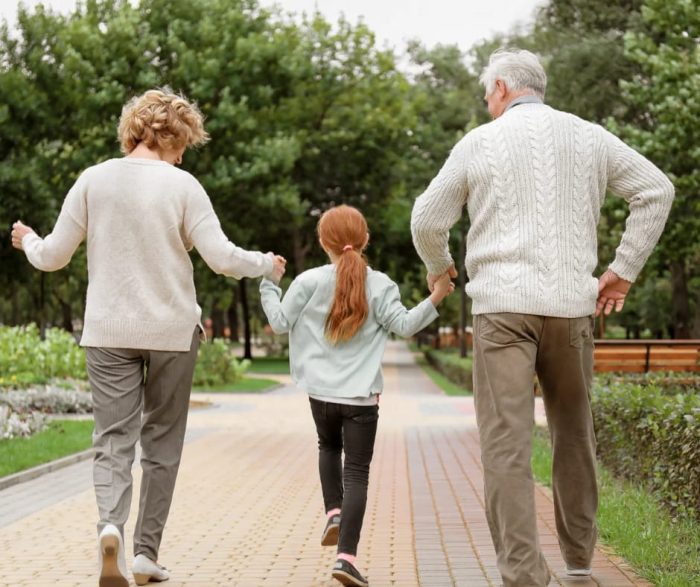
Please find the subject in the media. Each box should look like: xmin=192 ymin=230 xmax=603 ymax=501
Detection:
xmin=0 ymin=324 xmax=87 ymax=387
xmin=592 ymin=378 xmax=700 ymax=518
xmin=0 ymin=405 xmax=46 ymax=439
xmin=193 ymin=339 xmax=249 ymax=387
xmin=423 ymin=348 xmax=473 ymax=391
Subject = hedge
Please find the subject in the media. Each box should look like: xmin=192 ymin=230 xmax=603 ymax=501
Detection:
xmin=424 ymin=348 xmax=473 ymax=391
xmin=592 ymin=374 xmax=700 ymax=518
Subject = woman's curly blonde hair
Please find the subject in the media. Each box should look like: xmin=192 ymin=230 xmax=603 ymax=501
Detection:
xmin=117 ymin=88 xmax=210 ymax=155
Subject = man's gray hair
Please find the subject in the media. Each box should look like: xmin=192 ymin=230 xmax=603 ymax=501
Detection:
xmin=479 ymin=49 xmax=547 ymax=100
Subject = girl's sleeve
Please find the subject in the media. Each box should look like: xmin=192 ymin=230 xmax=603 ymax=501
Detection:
xmin=259 ymin=277 xmax=311 ymax=334
xmin=373 ymin=280 xmax=439 ymax=338
xmin=23 ymin=173 xmax=88 ymax=272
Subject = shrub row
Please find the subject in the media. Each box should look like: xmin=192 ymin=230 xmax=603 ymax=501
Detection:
xmin=1 ymin=324 xmax=249 ymax=390
xmin=0 ymin=324 xmax=86 ymax=387
xmin=423 ymin=348 xmax=473 ymax=391
xmin=193 ymin=338 xmax=249 ymax=387
xmin=592 ymin=375 xmax=700 ymax=518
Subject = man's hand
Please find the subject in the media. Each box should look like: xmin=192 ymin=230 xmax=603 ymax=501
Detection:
xmin=269 ymin=254 xmax=287 ymax=284
xmin=11 ymin=221 xmax=35 ymax=250
xmin=596 ymin=269 xmax=632 ymax=316
xmin=427 ymin=264 xmax=458 ymax=292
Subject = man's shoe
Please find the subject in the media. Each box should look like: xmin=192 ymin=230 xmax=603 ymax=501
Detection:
xmin=98 ymin=524 xmax=128 ymax=587
xmin=321 ymin=514 xmax=341 ymax=546
xmin=566 ymin=567 xmax=592 ymax=577
xmin=332 ymin=559 xmax=369 ymax=587
xmin=133 ymin=554 xmax=170 ymax=585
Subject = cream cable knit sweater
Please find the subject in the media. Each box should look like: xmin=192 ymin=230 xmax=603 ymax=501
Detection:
xmin=411 ymin=103 xmax=674 ymax=318
xmin=22 ymin=158 xmax=274 ymax=351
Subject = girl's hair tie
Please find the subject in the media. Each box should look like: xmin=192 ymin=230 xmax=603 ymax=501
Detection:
xmin=342 ymin=245 xmax=353 ymax=252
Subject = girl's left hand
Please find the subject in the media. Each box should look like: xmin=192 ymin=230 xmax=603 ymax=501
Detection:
xmin=11 ymin=221 xmax=36 ymax=250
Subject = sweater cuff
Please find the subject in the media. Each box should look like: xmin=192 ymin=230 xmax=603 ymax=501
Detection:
xmin=426 ymin=258 xmax=455 ymax=278
xmin=261 ymin=252 xmax=275 ymax=280
xmin=608 ymin=257 xmax=641 ymax=283
xmin=260 ymin=277 xmax=282 ymax=295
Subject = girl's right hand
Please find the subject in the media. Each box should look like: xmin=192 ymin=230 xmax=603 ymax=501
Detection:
xmin=429 ymin=272 xmax=455 ymax=306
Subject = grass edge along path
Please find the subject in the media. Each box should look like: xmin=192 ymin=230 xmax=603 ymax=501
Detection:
xmin=532 ymin=426 xmax=700 ymax=587
xmin=414 ymin=354 xmax=471 ymax=396
xmin=246 ymin=357 xmax=290 ymax=375
xmin=0 ymin=419 xmax=93 ymax=478
xmin=192 ymin=377 xmax=279 ymax=393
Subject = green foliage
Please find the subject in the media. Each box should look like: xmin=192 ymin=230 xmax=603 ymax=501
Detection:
xmin=0 ymin=419 xmax=93 ymax=477
xmin=613 ymin=0 xmax=700 ymax=337
xmin=247 ymin=357 xmax=290 ymax=374
xmin=423 ymin=348 xmax=473 ymax=391
xmin=193 ymin=339 xmax=249 ymax=387
xmin=592 ymin=376 xmax=700 ymax=518
xmin=0 ymin=324 xmax=86 ymax=387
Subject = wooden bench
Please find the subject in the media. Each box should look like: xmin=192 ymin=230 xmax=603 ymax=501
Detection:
xmin=594 ymin=340 xmax=700 ymax=373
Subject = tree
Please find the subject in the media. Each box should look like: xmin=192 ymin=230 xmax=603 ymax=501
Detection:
xmin=613 ymin=0 xmax=700 ymax=338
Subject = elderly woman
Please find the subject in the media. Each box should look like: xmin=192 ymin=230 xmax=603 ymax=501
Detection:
xmin=11 ymin=89 xmax=285 ymax=587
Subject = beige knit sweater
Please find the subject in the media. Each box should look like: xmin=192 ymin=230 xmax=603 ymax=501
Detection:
xmin=22 ymin=158 xmax=274 ymax=351
xmin=411 ymin=103 xmax=675 ymax=318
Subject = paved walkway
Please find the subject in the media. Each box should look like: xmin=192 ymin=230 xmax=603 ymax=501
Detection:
xmin=0 ymin=342 xmax=651 ymax=586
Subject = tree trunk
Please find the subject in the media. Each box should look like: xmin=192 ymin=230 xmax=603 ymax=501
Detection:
xmin=39 ymin=272 xmax=46 ymax=340
xmin=227 ymin=288 xmax=239 ymax=342
xmin=239 ymin=278 xmax=252 ymax=360
xmin=58 ymin=298 xmax=73 ymax=333
xmin=11 ymin=287 xmax=20 ymax=325
xmin=670 ymin=259 xmax=691 ymax=339
xmin=211 ymin=300 xmax=225 ymax=339
xmin=292 ymin=223 xmax=311 ymax=275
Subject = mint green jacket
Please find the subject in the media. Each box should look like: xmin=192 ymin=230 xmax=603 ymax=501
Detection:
xmin=260 ymin=265 xmax=439 ymax=399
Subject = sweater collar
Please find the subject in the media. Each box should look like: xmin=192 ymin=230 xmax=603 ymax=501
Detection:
xmin=504 ymin=95 xmax=544 ymax=113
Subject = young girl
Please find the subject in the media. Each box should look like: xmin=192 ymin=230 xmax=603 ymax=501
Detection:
xmin=259 ymin=205 xmax=453 ymax=586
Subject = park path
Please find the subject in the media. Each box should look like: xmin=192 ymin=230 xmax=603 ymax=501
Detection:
xmin=0 ymin=341 xmax=651 ymax=586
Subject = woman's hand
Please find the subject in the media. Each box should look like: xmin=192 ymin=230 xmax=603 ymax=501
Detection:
xmin=269 ymin=254 xmax=287 ymax=284
xmin=11 ymin=221 xmax=36 ymax=250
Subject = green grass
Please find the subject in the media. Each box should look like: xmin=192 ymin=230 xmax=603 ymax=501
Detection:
xmin=531 ymin=427 xmax=700 ymax=586
xmin=415 ymin=355 xmax=471 ymax=396
xmin=0 ymin=419 xmax=94 ymax=477
xmin=192 ymin=377 xmax=279 ymax=393
xmin=247 ymin=357 xmax=290 ymax=374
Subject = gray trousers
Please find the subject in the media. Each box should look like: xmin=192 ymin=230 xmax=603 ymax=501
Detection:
xmin=86 ymin=328 xmax=200 ymax=561
xmin=473 ymin=313 xmax=597 ymax=587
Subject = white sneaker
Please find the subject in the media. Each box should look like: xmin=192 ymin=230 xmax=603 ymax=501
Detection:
xmin=133 ymin=553 xmax=170 ymax=585
xmin=98 ymin=524 xmax=128 ymax=587
xmin=566 ymin=567 xmax=592 ymax=576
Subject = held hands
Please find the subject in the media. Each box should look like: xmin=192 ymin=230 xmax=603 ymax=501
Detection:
xmin=429 ymin=271 xmax=456 ymax=306
xmin=269 ymin=253 xmax=287 ymax=284
xmin=427 ymin=264 xmax=458 ymax=292
xmin=11 ymin=221 xmax=36 ymax=250
xmin=596 ymin=269 xmax=632 ymax=317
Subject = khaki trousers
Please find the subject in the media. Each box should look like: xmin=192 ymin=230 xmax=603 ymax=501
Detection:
xmin=86 ymin=328 xmax=199 ymax=560
xmin=473 ymin=313 xmax=597 ymax=587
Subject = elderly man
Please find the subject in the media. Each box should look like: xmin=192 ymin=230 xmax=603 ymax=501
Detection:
xmin=411 ymin=49 xmax=674 ymax=586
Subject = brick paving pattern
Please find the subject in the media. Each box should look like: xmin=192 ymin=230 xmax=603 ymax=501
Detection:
xmin=0 ymin=342 xmax=652 ymax=586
